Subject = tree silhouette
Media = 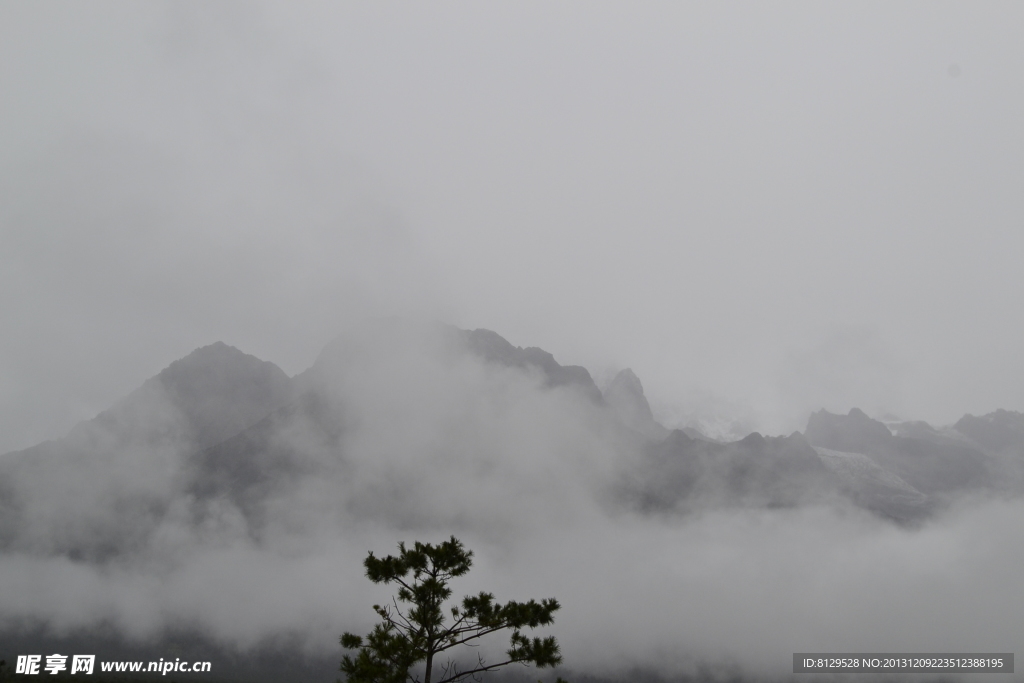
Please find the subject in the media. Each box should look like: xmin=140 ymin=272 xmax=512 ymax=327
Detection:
xmin=340 ymin=536 xmax=567 ymax=683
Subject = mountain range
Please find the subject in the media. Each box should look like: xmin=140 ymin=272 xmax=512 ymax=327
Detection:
xmin=2 ymin=320 xmax=1023 ymax=681
xmin=3 ymin=321 xmax=1023 ymax=559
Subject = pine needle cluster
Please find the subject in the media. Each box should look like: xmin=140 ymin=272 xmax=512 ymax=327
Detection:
xmin=340 ymin=537 xmax=567 ymax=683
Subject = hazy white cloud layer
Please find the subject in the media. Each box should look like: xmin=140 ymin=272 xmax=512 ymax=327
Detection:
xmin=2 ymin=5 xmax=1023 ymax=681
xmin=2 ymin=2 xmax=1024 ymax=454
xmin=1 ymin=324 xmax=1022 ymax=681
xmin=3 ymin=500 xmax=1023 ymax=680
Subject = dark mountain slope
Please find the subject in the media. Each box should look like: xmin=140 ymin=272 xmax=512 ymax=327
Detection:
xmin=459 ymin=327 xmax=603 ymax=401
xmin=0 ymin=343 xmax=294 ymax=557
xmin=10 ymin=341 xmax=295 ymax=462
xmin=805 ymin=408 xmax=994 ymax=496
xmin=813 ymin=448 xmax=931 ymax=523
xmin=184 ymin=389 xmax=345 ymax=539
xmin=604 ymin=368 xmax=669 ymax=440
xmin=954 ymin=409 xmax=1024 ymax=454
xmin=184 ymin=322 xmax=606 ymax=535
xmin=139 ymin=341 xmax=295 ymax=450
xmin=627 ymin=429 xmax=838 ymax=512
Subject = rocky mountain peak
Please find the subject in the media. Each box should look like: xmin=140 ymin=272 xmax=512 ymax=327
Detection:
xmin=804 ymin=407 xmax=893 ymax=454
xmin=954 ymin=409 xmax=1024 ymax=453
xmin=89 ymin=341 xmax=294 ymax=452
xmin=461 ymin=328 xmax=603 ymax=401
xmin=604 ymin=368 xmax=668 ymax=440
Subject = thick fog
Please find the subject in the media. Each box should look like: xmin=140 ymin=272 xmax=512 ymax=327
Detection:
xmin=2 ymin=3 xmax=1024 ymax=682
xmin=1 ymin=322 xmax=1022 ymax=682
xmin=3 ymin=3 xmax=1024 ymax=453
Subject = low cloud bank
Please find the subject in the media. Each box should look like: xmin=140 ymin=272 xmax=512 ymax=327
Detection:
xmin=1 ymin=322 xmax=1020 ymax=682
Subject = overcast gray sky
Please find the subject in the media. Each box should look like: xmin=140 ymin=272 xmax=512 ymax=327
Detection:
xmin=2 ymin=2 xmax=1023 ymax=454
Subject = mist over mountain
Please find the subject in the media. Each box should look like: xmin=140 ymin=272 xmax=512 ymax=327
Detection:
xmin=2 ymin=321 xmax=1023 ymax=682
xmin=0 ymin=342 xmax=293 ymax=561
xmin=5 ymin=4 xmax=1024 ymax=682
xmin=604 ymin=368 xmax=669 ymax=441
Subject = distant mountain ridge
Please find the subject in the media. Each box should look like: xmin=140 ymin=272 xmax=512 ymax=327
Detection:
xmin=954 ymin=409 xmax=1024 ymax=454
xmin=460 ymin=327 xmax=603 ymax=401
xmin=2 ymin=323 xmax=1024 ymax=557
xmin=628 ymin=429 xmax=836 ymax=513
xmin=3 ymin=322 xmax=1024 ymax=680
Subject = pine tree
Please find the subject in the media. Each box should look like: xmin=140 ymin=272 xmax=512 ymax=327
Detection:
xmin=340 ymin=536 xmax=567 ymax=683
